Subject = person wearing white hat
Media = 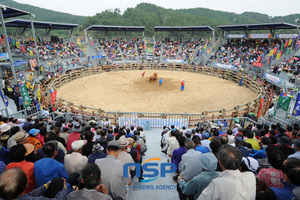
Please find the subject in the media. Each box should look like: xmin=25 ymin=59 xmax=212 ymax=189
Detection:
xmin=117 ymin=136 xmax=135 ymax=180
xmin=64 ymin=140 xmax=88 ymax=175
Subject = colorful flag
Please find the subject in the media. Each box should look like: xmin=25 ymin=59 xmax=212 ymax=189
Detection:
xmin=276 ymin=53 xmax=281 ymax=60
xmin=20 ymin=84 xmax=31 ymax=109
xmin=276 ymin=93 xmax=292 ymax=111
xmin=293 ymin=93 xmax=300 ymax=116
xmin=0 ymin=88 xmax=8 ymax=107
xmin=50 ymin=89 xmax=57 ymax=105
xmin=284 ymin=40 xmax=289 ymax=48
xmin=288 ymin=39 xmax=293 ymax=46
xmin=257 ymin=96 xmax=264 ymax=118
xmin=37 ymin=86 xmax=43 ymax=110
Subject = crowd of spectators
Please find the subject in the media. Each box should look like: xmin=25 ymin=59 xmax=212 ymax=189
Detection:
xmin=119 ymin=40 xmax=138 ymax=60
xmin=161 ymin=121 xmax=300 ymax=200
xmin=0 ymin=115 xmax=147 ymax=200
xmin=211 ymin=39 xmax=292 ymax=66
xmin=162 ymin=39 xmax=180 ymax=60
xmin=99 ymin=40 xmax=123 ymax=61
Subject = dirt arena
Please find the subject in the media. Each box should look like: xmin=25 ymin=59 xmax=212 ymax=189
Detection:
xmin=57 ymin=70 xmax=257 ymax=114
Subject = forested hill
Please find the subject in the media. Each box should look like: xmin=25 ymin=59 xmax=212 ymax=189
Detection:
xmin=2 ymin=1 xmax=300 ymax=36
xmin=1 ymin=0 xmax=86 ymax=24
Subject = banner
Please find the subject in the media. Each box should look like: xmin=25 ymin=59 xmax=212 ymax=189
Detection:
xmin=273 ymin=47 xmax=278 ymax=55
xmin=50 ymin=89 xmax=57 ymax=105
xmin=257 ymin=96 xmax=264 ymax=118
xmin=20 ymin=84 xmax=31 ymax=109
xmin=0 ymin=88 xmax=8 ymax=107
xmin=226 ymin=34 xmax=246 ymax=38
xmin=284 ymin=40 xmax=289 ymax=48
xmin=37 ymin=86 xmax=43 ymax=110
xmin=269 ymin=50 xmax=273 ymax=57
xmin=256 ymin=56 xmax=261 ymax=63
xmin=118 ymin=117 xmax=189 ymax=128
xmin=276 ymin=53 xmax=281 ymax=60
xmin=277 ymin=93 xmax=292 ymax=111
xmin=252 ymin=62 xmax=263 ymax=67
xmin=276 ymin=34 xmax=299 ymax=38
xmin=214 ymin=63 xmax=235 ymax=70
xmin=288 ymin=38 xmax=293 ymax=46
xmin=0 ymin=53 xmax=9 ymax=61
xmin=293 ymin=93 xmax=300 ymax=116
xmin=249 ymin=34 xmax=271 ymax=38
xmin=264 ymin=73 xmax=282 ymax=84
xmin=267 ymin=57 xmax=271 ymax=64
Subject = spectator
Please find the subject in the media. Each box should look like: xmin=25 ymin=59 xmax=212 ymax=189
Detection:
xmin=82 ymin=131 xmax=95 ymax=157
xmin=27 ymin=128 xmax=43 ymax=150
xmin=193 ymin=135 xmax=209 ymax=153
xmin=117 ymin=136 xmax=135 ymax=180
xmin=257 ymin=158 xmax=300 ymax=200
xmin=66 ymin=122 xmax=82 ymax=151
xmin=257 ymin=149 xmax=287 ymax=191
xmin=278 ymin=136 xmax=295 ymax=157
xmin=198 ymin=145 xmax=256 ymax=200
xmin=177 ymin=152 xmax=220 ymax=200
xmin=0 ymin=168 xmax=68 ymax=200
xmin=23 ymin=117 xmax=33 ymax=133
xmin=88 ymin=143 xmax=107 ymax=163
xmin=60 ymin=127 xmax=69 ymax=144
xmin=172 ymin=137 xmax=187 ymax=175
xmin=288 ymin=139 xmax=300 ymax=159
xmin=234 ymin=134 xmax=249 ymax=157
xmin=34 ymin=141 xmax=69 ymax=187
xmin=245 ymin=131 xmax=260 ymax=150
xmin=179 ymin=139 xmax=203 ymax=182
xmin=95 ymin=141 xmax=129 ymax=200
xmin=64 ymin=140 xmax=88 ymax=175
xmin=6 ymin=144 xmax=37 ymax=193
xmin=67 ymin=163 xmax=112 ymax=200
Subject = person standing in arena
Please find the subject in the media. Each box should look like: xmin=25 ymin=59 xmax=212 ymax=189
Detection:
xmin=181 ymin=79 xmax=185 ymax=91
xmin=141 ymin=71 xmax=145 ymax=77
xmin=159 ymin=78 xmax=163 ymax=86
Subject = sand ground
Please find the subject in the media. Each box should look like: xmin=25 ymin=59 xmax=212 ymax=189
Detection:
xmin=57 ymin=70 xmax=257 ymax=113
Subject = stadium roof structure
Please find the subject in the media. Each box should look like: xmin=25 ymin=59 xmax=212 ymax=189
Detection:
xmin=0 ymin=3 xmax=32 ymax=19
xmin=3 ymin=19 xmax=79 ymax=30
xmin=84 ymin=25 xmax=145 ymax=32
xmin=84 ymin=25 xmax=146 ymax=40
xmin=218 ymin=22 xmax=300 ymax=37
xmin=0 ymin=3 xmax=33 ymax=83
xmin=154 ymin=26 xmax=214 ymax=32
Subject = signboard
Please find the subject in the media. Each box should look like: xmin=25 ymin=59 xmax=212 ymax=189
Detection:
xmin=264 ymin=73 xmax=282 ymax=84
xmin=226 ymin=34 xmax=246 ymax=38
xmin=214 ymin=63 xmax=235 ymax=70
xmin=0 ymin=53 xmax=9 ymax=61
xmin=91 ymin=55 xmax=103 ymax=59
xmin=276 ymin=34 xmax=299 ymax=39
xmin=165 ymin=59 xmax=184 ymax=64
xmin=252 ymin=62 xmax=263 ymax=67
xmin=249 ymin=34 xmax=272 ymax=39
xmin=118 ymin=117 xmax=189 ymax=128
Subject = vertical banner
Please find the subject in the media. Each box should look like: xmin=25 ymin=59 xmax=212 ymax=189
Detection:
xmin=257 ymin=96 xmax=264 ymax=118
xmin=50 ymin=89 xmax=57 ymax=105
xmin=293 ymin=93 xmax=300 ymax=116
xmin=37 ymin=86 xmax=43 ymax=110
xmin=267 ymin=57 xmax=271 ymax=64
xmin=20 ymin=84 xmax=31 ymax=109
xmin=0 ymin=88 xmax=8 ymax=107
xmin=257 ymin=56 xmax=261 ymax=63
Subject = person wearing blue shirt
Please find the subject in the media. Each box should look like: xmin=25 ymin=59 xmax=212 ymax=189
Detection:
xmin=193 ymin=135 xmax=209 ymax=154
xmin=159 ymin=78 xmax=163 ymax=86
xmin=34 ymin=141 xmax=70 ymax=190
xmin=249 ymin=137 xmax=272 ymax=159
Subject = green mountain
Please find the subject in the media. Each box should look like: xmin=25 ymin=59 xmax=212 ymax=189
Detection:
xmin=0 ymin=0 xmax=86 ymax=24
xmin=1 ymin=1 xmax=300 ymax=38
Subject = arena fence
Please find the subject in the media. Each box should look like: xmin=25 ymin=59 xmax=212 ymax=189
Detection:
xmin=39 ymin=63 xmax=274 ymax=128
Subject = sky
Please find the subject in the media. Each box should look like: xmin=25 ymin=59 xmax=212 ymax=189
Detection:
xmin=10 ymin=0 xmax=300 ymax=17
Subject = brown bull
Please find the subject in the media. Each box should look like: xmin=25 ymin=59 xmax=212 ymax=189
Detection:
xmin=149 ymin=75 xmax=156 ymax=82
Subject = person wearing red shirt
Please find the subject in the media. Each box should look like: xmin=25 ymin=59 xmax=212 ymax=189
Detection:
xmin=6 ymin=144 xmax=37 ymax=194
xmin=181 ymin=79 xmax=185 ymax=91
xmin=66 ymin=122 xmax=82 ymax=151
